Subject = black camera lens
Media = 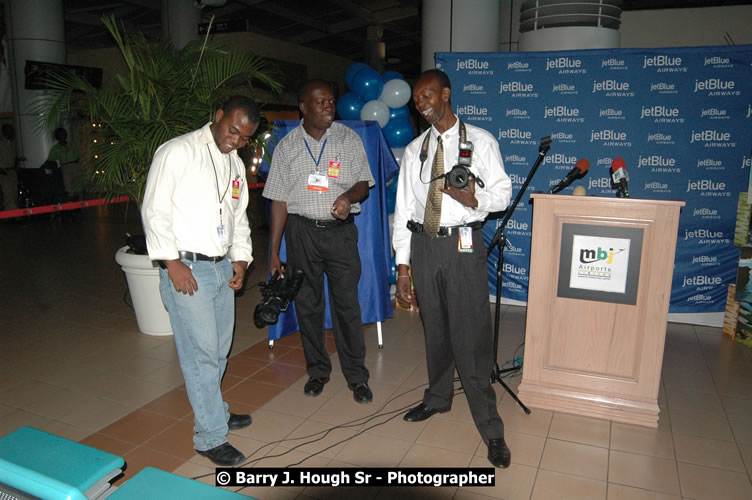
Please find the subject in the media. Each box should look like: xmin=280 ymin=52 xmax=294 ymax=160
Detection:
xmin=447 ymin=165 xmax=469 ymax=189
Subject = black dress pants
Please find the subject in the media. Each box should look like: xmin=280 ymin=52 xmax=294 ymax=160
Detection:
xmin=410 ymin=228 xmax=504 ymax=443
xmin=285 ymin=215 xmax=369 ymax=384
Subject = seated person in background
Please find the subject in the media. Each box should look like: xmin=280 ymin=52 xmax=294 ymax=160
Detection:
xmin=47 ymin=127 xmax=79 ymax=200
xmin=0 ymin=123 xmax=17 ymax=210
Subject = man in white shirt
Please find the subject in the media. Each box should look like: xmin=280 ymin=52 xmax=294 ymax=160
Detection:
xmin=141 ymin=96 xmax=257 ymax=466
xmin=392 ymin=69 xmax=513 ymax=468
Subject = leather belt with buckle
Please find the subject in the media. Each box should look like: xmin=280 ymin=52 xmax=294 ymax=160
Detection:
xmin=407 ymin=220 xmax=484 ymax=237
xmin=178 ymin=250 xmax=227 ymax=262
xmin=293 ymin=214 xmax=353 ymax=228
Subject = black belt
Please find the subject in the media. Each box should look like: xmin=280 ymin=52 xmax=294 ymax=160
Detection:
xmin=178 ymin=250 xmax=227 ymax=263
xmin=292 ymin=214 xmax=353 ymax=228
xmin=407 ymin=220 xmax=484 ymax=237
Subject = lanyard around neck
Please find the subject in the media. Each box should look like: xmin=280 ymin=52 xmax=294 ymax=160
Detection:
xmin=304 ymin=137 xmax=327 ymax=169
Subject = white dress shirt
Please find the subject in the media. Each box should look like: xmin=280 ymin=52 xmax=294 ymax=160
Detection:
xmin=141 ymin=123 xmax=253 ymax=264
xmin=392 ymin=118 xmax=512 ymax=266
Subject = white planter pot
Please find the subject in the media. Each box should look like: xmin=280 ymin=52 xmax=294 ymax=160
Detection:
xmin=115 ymin=246 xmax=173 ymax=336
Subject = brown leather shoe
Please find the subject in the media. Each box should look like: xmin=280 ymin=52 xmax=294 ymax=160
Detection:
xmin=487 ymin=438 xmax=511 ymax=468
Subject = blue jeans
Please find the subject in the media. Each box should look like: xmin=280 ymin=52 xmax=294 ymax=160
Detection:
xmin=159 ymin=258 xmax=233 ymax=451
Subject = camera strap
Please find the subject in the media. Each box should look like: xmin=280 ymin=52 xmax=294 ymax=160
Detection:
xmin=419 ymin=120 xmax=468 ymax=184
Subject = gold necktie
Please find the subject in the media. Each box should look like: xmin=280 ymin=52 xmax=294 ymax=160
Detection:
xmin=423 ymin=136 xmax=443 ymax=238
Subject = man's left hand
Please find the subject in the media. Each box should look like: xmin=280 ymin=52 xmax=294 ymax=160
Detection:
xmin=440 ymin=176 xmax=478 ymax=209
xmin=228 ymin=261 xmax=248 ymax=290
xmin=331 ymin=196 xmax=351 ymax=220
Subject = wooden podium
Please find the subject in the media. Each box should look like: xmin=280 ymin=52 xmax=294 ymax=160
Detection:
xmin=517 ymin=194 xmax=684 ymax=428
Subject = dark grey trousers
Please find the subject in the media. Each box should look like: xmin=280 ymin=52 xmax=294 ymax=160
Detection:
xmin=410 ymin=228 xmax=504 ymax=442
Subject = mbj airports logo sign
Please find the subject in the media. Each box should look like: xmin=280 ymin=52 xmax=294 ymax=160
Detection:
xmin=570 ymin=235 xmax=631 ymax=294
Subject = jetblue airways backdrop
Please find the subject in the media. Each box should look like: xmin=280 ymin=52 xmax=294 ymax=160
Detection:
xmin=436 ymin=45 xmax=752 ymax=318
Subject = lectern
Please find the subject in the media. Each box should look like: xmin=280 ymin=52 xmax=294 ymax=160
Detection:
xmin=518 ymin=194 xmax=684 ymax=428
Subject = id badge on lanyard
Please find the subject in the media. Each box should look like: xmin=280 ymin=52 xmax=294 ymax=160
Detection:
xmin=458 ymin=226 xmax=474 ymax=253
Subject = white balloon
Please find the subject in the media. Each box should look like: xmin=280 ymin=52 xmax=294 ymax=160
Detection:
xmin=378 ymin=79 xmax=411 ymax=108
xmin=391 ymin=147 xmax=405 ymax=165
xmin=360 ymin=100 xmax=390 ymax=127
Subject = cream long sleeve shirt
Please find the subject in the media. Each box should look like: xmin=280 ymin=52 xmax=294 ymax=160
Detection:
xmin=392 ymin=118 xmax=512 ymax=266
xmin=141 ymin=123 xmax=253 ymax=264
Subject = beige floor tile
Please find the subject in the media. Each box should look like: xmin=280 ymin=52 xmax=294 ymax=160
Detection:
xmin=531 ymin=469 xmax=607 ymax=500
xmin=363 ymin=409 xmax=429 ymax=442
xmin=728 ymin=416 xmax=752 ymax=444
xmin=548 ymin=412 xmax=611 ymax=448
xmin=376 ymin=485 xmax=456 ymax=500
xmin=673 ymin=433 xmax=746 ymax=472
xmin=334 ymin=432 xmax=411 ymax=466
xmin=494 ymin=429 xmax=545 ymax=467
xmin=230 ymin=408 xmax=304 ymax=443
xmin=399 ymin=443 xmax=473 ymax=468
xmin=738 ymin=441 xmax=752 ymax=475
xmin=38 ymin=420 xmax=92 ymax=442
xmin=677 ymin=461 xmax=752 ymax=500
xmin=415 ymin=418 xmax=481 ymax=455
xmin=606 ymin=483 xmax=680 ymax=499
xmin=458 ymin=456 xmax=537 ymax=500
xmin=139 ymin=362 xmax=187 ymax=388
xmin=262 ymin=386 xmax=332 ymax=418
xmin=499 ymin=405 xmax=553 ymax=436
xmin=664 ymin=387 xmax=725 ymax=414
xmin=276 ymin=419 xmax=358 ymax=459
xmin=307 ymin=393 xmax=383 ymax=427
xmin=668 ymin=407 xmax=734 ymax=441
xmin=60 ymin=397 xmax=133 ymax=432
xmin=721 ymin=394 xmax=752 ymax=418
xmin=610 ymin=422 xmax=674 ymax=459
xmin=608 ymin=450 xmax=680 ymax=495
xmin=540 ymin=438 xmax=608 ymax=481
xmin=100 ymin=379 xmax=173 ymax=408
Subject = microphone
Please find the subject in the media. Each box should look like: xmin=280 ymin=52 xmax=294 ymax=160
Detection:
xmin=610 ymin=158 xmax=630 ymax=198
xmin=548 ymin=158 xmax=590 ymax=194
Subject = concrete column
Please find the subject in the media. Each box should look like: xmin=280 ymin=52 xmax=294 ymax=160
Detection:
xmin=4 ymin=0 xmax=65 ymax=169
xmin=162 ymin=0 xmax=202 ymax=49
xmin=422 ymin=0 xmax=501 ymax=71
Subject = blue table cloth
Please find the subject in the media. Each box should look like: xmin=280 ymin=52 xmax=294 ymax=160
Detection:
xmin=258 ymin=120 xmax=399 ymax=341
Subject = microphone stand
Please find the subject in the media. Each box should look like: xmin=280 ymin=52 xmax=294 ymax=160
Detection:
xmin=485 ymin=135 xmax=552 ymax=415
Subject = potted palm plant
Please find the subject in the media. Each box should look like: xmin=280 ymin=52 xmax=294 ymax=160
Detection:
xmin=37 ymin=15 xmax=282 ymax=335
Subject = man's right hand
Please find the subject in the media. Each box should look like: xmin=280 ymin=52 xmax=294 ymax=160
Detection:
xmin=165 ymin=260 xmax=198 ymax=295
xmin=395 ymin=264 xmax=418 ymax=309
xmin=269 ymin=253 xmax=285 ymax=278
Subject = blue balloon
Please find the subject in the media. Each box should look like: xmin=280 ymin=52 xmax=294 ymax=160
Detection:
xmin=381 ymin=70 xmax=404 ymax=82
xmin=383 ymin=118 xmax=414 ymax=148
xmin=352 ymin=68 xmax=384 ymax=102
xmin=389 ymin=105 xmax=409 ymax=122
xmin=345 ymin=62 xmax=371 ymax=90
xmin=336 ymin=92 xmax=364 ymax=120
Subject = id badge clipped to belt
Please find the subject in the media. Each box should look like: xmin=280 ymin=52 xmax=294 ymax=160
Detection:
xmin=458 ymin=226 xmax=474 ymax=253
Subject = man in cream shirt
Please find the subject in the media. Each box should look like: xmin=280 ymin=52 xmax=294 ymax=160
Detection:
xmin=141 ymin=95 xmax=257 ymax=466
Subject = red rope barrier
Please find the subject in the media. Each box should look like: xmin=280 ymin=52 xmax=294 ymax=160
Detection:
xmin=0 ymin=183 xmax=265 ymax=219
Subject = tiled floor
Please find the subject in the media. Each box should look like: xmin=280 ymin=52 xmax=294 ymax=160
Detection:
xmin=2 ymin=203 xmax=752 ymax=499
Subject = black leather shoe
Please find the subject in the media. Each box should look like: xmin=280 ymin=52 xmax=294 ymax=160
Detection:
xmin=304 ymin=377 xmax=329 ymax=397
xmin=403 ymin=402 xmax=450 ymax=422
xmin=227 ymin=413 xmax=252 ymax=430
xmin=487 ymin=438 xmax=511 ymax=468
xmin=196 ymin=442 xmax=245 ymax=466
xmin=348 ymin=382 xmax=373 ymax=404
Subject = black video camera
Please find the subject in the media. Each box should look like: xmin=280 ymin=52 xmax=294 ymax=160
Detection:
xmin=253 ymin=266 xmax=305 ymax=328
